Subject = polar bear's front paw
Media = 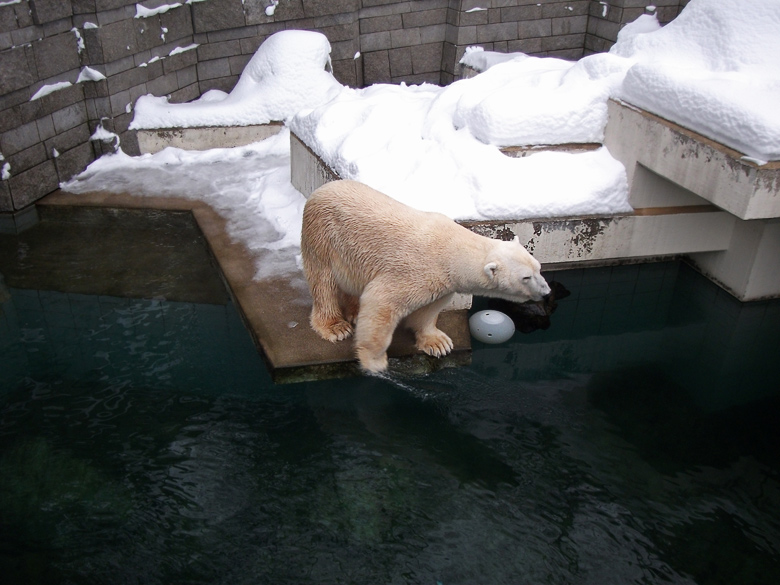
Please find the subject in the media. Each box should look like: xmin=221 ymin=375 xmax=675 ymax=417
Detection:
xmin=312 ymin=317 xmax=353 ymax=342
xmin=416 ymin=329 xmax=454 ymax=358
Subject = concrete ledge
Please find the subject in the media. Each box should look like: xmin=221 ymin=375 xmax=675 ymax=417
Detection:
xmin=290 ymin=131 xmax=340 ymax=198
xmin=500 ymin=143 xmax=602 ymax=158
xmin=136 ymin=123 xmax=284 ymax=154
xmin=689 ymin=219 xmax=780 ymax=302
xmin=604 ymin=99 xmax=780 ymax=220
xmin=289 ymin=127 xmax=737 ymax=265
xmin=462 ymin=207 xmax=735 ymax=268
xmin=37 ymin=190 xmax=471 ymax=382
xmin=603 ymin=99 xmax=780 ymax=300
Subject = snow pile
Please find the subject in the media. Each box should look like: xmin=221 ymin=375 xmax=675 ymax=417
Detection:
xmin=63 ymin=130 xmax=304 ymax=279
xmin=459 ymin=46 xmax=520 ymax=72
xmin=613 ymin=0 xmax=780 ymax=162
xmin=446 ymin=55 xmax=618 ymax=146
xmin=289 ymin=83 xmax=628 ymax=219
xmin=77 ymin=66 xmax=106 ymax=83
xmin=454 ymin=0 xmax=780 ymax=162
xmin=288 ymin=51 xmax=634 ymax=220
xmin=135 ymin=3 xmax=183 ymax=19
xmin=31 ymin=66 xmax=110 ymax=101
xmin=421 ymin=14 xmax=661 ymax=149
xmin=130 ymin=30 xmax=344 ymax=129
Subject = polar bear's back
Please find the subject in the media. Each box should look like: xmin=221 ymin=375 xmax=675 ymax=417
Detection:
xmin=307 ymin=179 xmax=446 ymax=229
xmin=303 ymin=180 xmax=457 ymax=253
xmin=301 ymin=180 xmax=466 ymax=294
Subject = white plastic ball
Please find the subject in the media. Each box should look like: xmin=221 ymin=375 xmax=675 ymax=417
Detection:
xmin=469 ymin=310 xmax=515 ymax=344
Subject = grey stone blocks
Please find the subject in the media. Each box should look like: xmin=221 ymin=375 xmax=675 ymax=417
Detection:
xmin=33 ymin=31 xmax=81 ymax=79
xmin=1 ymin=121 xmax=41 ymax=157
xmin=53 ymin=141 xmax=95 ymax=185
xmin=361 ymin=30 xmax=392 ymax=52
xmin=412 ymin=43 xmax=442 ymax=74
xmin=363 ymin=50 xmax=392 ymax=84
xmin=361 ymin=14 xmax=403 ymax=34
xmin=7 ymin=159 xmax=59 ymax=209
xmin=0 ymin=47 xmax=36 ymax=96
xmin=197 ymin=57 xmax=233 ymax=82
xmin=389 ymin=47 xmax=412 ymax=77
xmin=303 ymin=0 xmax=360 ymax=19
xmin=402 ymin=8 xmax=447 ymax=29
xmin=30 ymin=0 xmax=73 ymax=26
xmin=192 ymin=0 xmax=245 ymax=34
xmin=0 ymin=183 xmax=12 ymax=213
xmin=586 ymin=0 xmax=683 ymax=54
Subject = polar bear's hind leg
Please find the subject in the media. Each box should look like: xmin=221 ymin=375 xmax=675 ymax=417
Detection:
xmin=354 ymin=281 xmax=404 ymax=373
xmin=308 ymin=268 xmax=354 ymax=342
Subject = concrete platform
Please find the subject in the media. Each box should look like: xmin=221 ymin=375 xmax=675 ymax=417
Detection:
xmin=604 ymin=99 xmax=780 ymax=301
xmin=289 ymin=130 xmax=744 ymax=287
xmin=604 ymin=100 xmax=780 ymax=220
xmin=136 ymin=123 xmax=284 ymax=154
xmin=461 ymin=206 xmax=735 ymax=269
xmin=35 ymin=190 xmax=472 ymax=383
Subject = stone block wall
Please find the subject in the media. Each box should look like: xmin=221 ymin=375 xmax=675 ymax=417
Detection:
xmin=360 ymin=0 xmax=449 ymax=85
xmin=443 ymin=0 xmax=592 ymax=83
xmin=1 ymin=1 xmax=88 ymax=216
xmin=585 ymin=0 xmax=689 ymax=54
xmin=1 ymin=0 xmax=688 ymax=219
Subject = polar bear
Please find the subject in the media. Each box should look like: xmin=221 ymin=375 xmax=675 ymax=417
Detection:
xmin=301 ymin=180 xmax=551 ymax=373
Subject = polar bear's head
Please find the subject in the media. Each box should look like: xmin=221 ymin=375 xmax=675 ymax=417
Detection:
xmin=483 ymin=237 xmax=550 ymax=303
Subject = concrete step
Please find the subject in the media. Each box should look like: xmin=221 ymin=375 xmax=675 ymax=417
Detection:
xmin=289 ymin=132 xmax=735 ymax=268
xmin=605 ymin=99 xmax=780 ymax=220
xmin=604 ymin=99 xmax=780 ymax=300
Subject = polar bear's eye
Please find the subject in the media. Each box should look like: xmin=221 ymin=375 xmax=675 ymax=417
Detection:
xmin=522 ymin=276 xmax=531 ymax=282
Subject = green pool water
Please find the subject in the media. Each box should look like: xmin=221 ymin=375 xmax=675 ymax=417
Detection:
xmin=1 ymin=220 xmax=779 ymax=584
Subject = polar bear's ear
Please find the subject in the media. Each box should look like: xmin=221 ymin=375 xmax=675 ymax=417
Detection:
xmin=513 ymin=236 xmax=520 ymax=245
xmin=484 ymin=262 xmax=498 ymax=280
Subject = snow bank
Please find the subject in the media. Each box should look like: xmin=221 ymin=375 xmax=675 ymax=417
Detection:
xmin=62 ymin=130 xmax=305 ymax=279
xmin=130 ymin=30 xmax=344 ymax=129
xmin=450 ymin=56 xmax=614 ymax=146
xmin=456 ymin=0 xmax=780 ymax=162
xmin=459 ymin=46 xmax=520 ymax=72
xmin=449 ymin=14 xmax=659 ymax=149
xmin=614 ymin=0 xmax=780 ymax=161
xmin=290 ymin=82 xmax=631 ymax=220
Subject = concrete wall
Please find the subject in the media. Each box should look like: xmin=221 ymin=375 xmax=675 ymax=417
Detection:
xmin=0 ymin=0 xmax=688 ymax=220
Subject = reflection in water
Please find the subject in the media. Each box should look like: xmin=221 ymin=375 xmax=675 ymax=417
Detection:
xmin=1 ymin=262 xmax=779 ymax=584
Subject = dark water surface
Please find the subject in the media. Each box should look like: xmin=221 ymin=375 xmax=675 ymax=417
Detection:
xmin=1 ymin=255 xmax=779 ymax=584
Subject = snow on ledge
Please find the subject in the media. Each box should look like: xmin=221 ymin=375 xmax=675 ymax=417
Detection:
xmin=130 ymin=30 xmax=344 ymax=130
